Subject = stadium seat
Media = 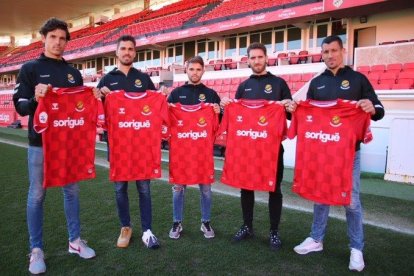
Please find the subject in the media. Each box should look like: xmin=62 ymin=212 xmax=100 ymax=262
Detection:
xmin=403 ymin=62 xmax=414 ymax=72
xmin=357 ymin=65 xmax=370 ymax=73
xmin=301 ymin=73 xmax=314 ymax=82
xmin=298 ymin=50 xmax=309 ymax=63
xmin=370 ymin=64 xmax=386 ymax=73
xmin=367 ymin=72 xmax=380 ymax=84
xmin=379 ymin=72 xmax=398 ymax=85
xmin=373 ymin=82 xmax=392 ymax=90
xmin=387 ymin=63 xmax=402 ymax=72
xmin=289 ymin=52 xmax=300 ymax=65
xmin=392 ymin=81 xmax=413 ymax=90
xmin=311 ymin=53 xmax=322 ymax=63
xmin=279 ymin=75 xmax=290 ymax=82
xmin=290 ymin=74 xmax=301 ymax=82
xmin=267 ymin=58 xmax=277 ymax=66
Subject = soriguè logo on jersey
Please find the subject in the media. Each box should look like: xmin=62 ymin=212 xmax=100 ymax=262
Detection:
xmin=236 ymin=129 xmax=268 ymax=139
xmin=67 ymin=74 xmax=75 ymax=84
xmin=258 ymin=115 xmax=268 ymax=126
xmin=199 ymin=94 xmax=206 ymax=102
xmin=264 ymin=84 xmax=272 ymax=94
xmin=119 ymin=120 xmax=151 ymax=130
xmin=330 ymin=115 xmax=342 ymax=127
xmin=340 ymin=80 xmax=350 ymax=90
xmin=141 ymin=105 xmax=152 ymax=115
xmin=135 ymin=79 xmax=142 ymax=88
xmin=305 ymin=131 xmax=340 ymax=143
xmin=177 ymin=130 xmax=207 ymax=140
xmin=53 ymin=117 xmax=85 ymax=128
xmin=197 ymin=117 xmax=207 ymax=127
xmin=75 ymin=101 xmax=85 ymax=112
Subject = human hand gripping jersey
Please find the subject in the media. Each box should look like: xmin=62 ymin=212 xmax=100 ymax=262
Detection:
xmin=168 ymin=103 xmax=219 ymax=185
xmin=288 ymin=99 xmax=373 ymax=205
xmin=218 ymin=99 xmax=287 ymax=191
xmin=104 ymin=90 xmax=169 ymax=181
xmin=33 ymin=86 xmax=102 ymax=188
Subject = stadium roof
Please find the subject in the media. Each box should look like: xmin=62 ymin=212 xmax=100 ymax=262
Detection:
xmin=0 ymin=0 xmax=127 ymax=37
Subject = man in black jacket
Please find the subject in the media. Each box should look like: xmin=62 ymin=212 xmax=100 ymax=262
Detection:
xmin=293 ymin=35 xmax=384 ymax=272
xmin=13 ymin=18 xmax=96 ymax=275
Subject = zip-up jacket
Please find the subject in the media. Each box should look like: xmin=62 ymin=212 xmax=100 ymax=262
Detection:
xmin=167 ymin=82 xmax=220 ymax=105
xmin=97 ymin=67 xmax=155 ymax=92
xmin=13 ymin=53 xmax=83 ymax=146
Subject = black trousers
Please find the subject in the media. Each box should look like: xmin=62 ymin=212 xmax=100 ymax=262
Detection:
xmin=240 ymin=146 xmax=284 ymax=231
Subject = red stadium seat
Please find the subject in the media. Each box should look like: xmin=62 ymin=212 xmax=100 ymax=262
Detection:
xmin=311 ymin=53 xmax=322 ymax=63
xmin=392 ymin=82 xmax=413 ymax=90
xmin=387 ymin=63 xmax=402 ymax=72
xmin=368 ymin=72 xmax=380 ymax=84
xmin=357 ymin=66 xmax=370 ymax=73
xmin=373 ymin=82 xmax=392 ymax=90
xmin=290 ymin=74 xmax=301 ymax=82
xmin=379 ymin=72 xmax=398 ymax=85
xmin=403 ymin=62 xmax=414 ymax=71
xmin=267 ymin=58 xmax=277 ymax=66
xmin=370 ymin=64 xmax=386 ymax=73
xmin=298 ymin=50 xmax=309 ymax=63
xmin=301 ymin=73 xmax=314 ymax=82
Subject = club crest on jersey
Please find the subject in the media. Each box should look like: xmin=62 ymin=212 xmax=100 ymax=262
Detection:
xmin=52 ymin=103 xmax=59 ymax=110
xmin=306 ymin=115 xmax=313 ymax=122
xmin=258 ymin=115 xmax=268 ymax=126
xmin=264 ymin=84 xmax=272 ymax=94
xmin=177 ymin=120 xmax=184 ymax=126
xmin=340 ymin=80 xmax=350 ymax=90
xmin=135 ymin=79 xmax=143 ymax=88
xmin=197 ymin=117 xmax=207 ymax=127
xmin=330 ymin=115 xmax=342 ymax=127
xmin=236 ymin=115 xmax=243 ymax=122
xmin=119 ymin=107 xmax=125 ymax=114
xmin=75 ymin=101 xmax=85 ymax=112
xmin=39 ymin=112 xmax=48 ymax=124
xmin=142 ymin=105 xmax=152 ymax=115
xmin=198 ymin=94 xmax=206 ymax=102
xmin=67 ymin=74 xmax=75 ymax=84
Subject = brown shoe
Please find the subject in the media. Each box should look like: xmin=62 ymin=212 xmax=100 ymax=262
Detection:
xmin=117 ymin=227 xmax=132 ymax=248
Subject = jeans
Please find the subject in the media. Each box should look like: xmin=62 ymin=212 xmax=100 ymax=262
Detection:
xmin=310 ymin=151 xmax=364 ymax=250
xmin=172 ymin=184 xmax=212 ymax=222
xmin=27 ymin=146 xmax=81 ymax=250
xmin=114 ymin=180 xmax=152 ymax=232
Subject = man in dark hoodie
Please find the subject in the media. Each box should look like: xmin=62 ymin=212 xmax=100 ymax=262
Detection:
xmin=97 ymin=35 xmax=160 ymax=250
xmin=167 ymin=56 xmax=221 ymax=240
xmin=13 ymin=18 xmax=96 ymax=275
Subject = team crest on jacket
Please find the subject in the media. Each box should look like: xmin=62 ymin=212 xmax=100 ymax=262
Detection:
xmin=67 ymin=74 xmax=75 ymax=84
xmin=330 ymin=115 xmax=342 ymax=127
xmin=258 ymin=115 xmax=268 ymax=126
xmin=135 ymin=79 xmax=143 ymax=88
xmin=75 ymin=101 xmax=85 ymax=112
xmin=198 ymin=94 xmax=206 ymax=102
xmin=264 ymin=84 xmax=272 ymax=94
xmin=141 ymin=105 xmax=152 ymax=115
xmin=197 ymin=117 xmax=207 ymax=127
xmin=340 ymin=80 xmax=350 ymax=90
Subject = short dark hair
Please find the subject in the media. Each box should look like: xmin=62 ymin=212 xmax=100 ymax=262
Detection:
xmin=247 ymin=42 xmax=267 ymax=57
xmin=117 ymin=35 xmax=136 ymax=48
xmin=39 ymin=18 xmax=70 ymax=41
xmin=321 ymin=35 xmax=343 ymax=48
xmin=187 ymin=56 xmax=204 ymax=67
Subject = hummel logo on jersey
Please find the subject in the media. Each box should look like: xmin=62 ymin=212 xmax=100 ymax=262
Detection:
xmin=110 ymin=82 xmax=118 ymax=86
xmin=236 ymin=115 xmax=243 ymax=122
xmin=317 ymin=85 xmax=325 ymax=90
xmin=118 ymin=120 xmax=151 ymax=130
xmin=53 ymin=117 xmax=85 ymax=128
xmin=52 ymin=103 xmax=59 ymax=110
xmin=177 ymin=130 xmax=207 ymax=140
xmin=245 ymin=88 xmax=252 ymax=92
xmin=237 ymin=129 xmax=268 ymax=139
xmin=119 ymin=107 xmax=125 ymax=114
xmin=306 ymin=115 xmax=313 ymax=122
xmin=305 ymin=131 xmax=340 ymax=143
xmin=40 ymin=74 xmax=50 ymax=78
xmin=177 ymin=120 xmax=184 ymax=126
xmin=179 ymin=96 xmax=187 ymax=99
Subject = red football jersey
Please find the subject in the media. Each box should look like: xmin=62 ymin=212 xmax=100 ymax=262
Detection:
xmin=33 ymin=86 xmax=100 ymax=188
xmin=288 ymin=99 xmax=373 ymax=205
xmin=104 ymin=90 xmax=169 ymax=181
xmin=168 ymin=103 xmax=218 ymax=185
xmin=218 ymin=99 xmax=287 ymax=191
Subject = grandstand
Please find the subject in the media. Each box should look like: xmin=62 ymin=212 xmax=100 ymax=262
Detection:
xmin=0 ymin=0 xmax=413 ymax=182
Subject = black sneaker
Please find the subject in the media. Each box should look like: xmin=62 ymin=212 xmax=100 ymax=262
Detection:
xmin=233 ymin=225 xmax=254 ymax=242
xmin=269 ymin=230 xmax=282 ymax=250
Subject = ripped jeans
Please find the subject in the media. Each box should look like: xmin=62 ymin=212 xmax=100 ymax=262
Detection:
xmin=172 ymin=184 xmax=212 ymax=223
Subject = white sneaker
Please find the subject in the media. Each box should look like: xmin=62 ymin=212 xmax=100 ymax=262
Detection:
xmin=349 ymin=248 xmax=365 ymax=272
xmin=29 ymin=248 xmax=46 ymax=274
xmin=293 ymin=237 xmax=323 ymax=255
xmin=142 ymin=229 xmax=160 ymax=249
xmin=68 ymin=238 xmax=96 ymax=259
